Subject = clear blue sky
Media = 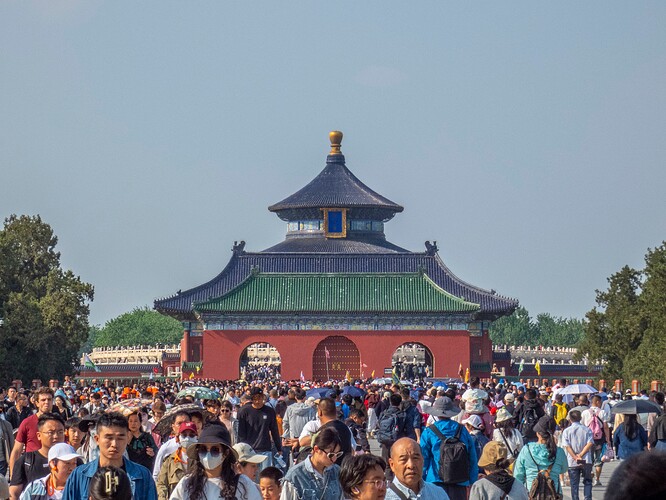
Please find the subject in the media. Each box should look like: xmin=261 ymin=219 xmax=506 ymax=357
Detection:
xmin=2 ymin=2 xmax=665 ymax=326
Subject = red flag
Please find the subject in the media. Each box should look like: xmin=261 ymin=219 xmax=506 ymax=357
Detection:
xmin=325 ymin=347 xmax=330 ymax=359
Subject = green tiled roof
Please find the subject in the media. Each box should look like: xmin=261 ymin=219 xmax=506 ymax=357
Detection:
xmin=194 ymin=271 xmax=480 ymax=314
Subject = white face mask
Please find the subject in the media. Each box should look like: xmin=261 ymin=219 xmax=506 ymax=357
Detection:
xmin=179 ymin=436 xmax=197 ymax=449
xmin=199 ymin=451 xmax=224 ymax=470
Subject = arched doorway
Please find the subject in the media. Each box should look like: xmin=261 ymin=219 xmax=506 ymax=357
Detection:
xmin=392 ymin=342 xmax=434 ymax=381
xmin=313 ymin=336 xmax=360 ymax=381
xmin=239 ymin=342 xmax=281 ymax=381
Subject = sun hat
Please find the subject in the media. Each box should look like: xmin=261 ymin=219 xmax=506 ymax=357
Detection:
xmin=48 ymin=443 xmax=82 ymax=463
xmin=462 ymin=414 xmax=484 ymax=430
xmin=232 ymin=443 xmax=268 ymax=464
xmin=478 ymin=441 xmax=508 ymax=469
xmin=186 ymin=424 xmax=236 ymax=461
xmin=423 ymin=397 xmax=460 ymax=418
xmin=494 ymin=406 xmax=514 ymax=423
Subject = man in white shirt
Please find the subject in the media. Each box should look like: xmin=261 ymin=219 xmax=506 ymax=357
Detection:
xmin=561 ymin=410 xmax=594 ymax=500
xmin=581 ymin=395 xmax=611 ymax=486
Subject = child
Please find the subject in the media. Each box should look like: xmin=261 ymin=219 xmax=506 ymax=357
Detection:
xmin=259 ymin=467 xmax=283 ymax=500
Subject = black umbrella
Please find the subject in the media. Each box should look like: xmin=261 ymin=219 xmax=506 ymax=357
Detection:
xmin=154 ymin=403 xmax=205 ymax=436
xmin=611 ymin=399 xmax=662 ymax=415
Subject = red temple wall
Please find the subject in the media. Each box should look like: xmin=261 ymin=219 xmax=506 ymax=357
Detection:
xmin=202 ymin=329 xmax=471 ymax=381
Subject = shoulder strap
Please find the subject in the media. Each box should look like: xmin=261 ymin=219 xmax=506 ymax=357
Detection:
xmin=499 ymin=429 xmax=514 ymax=457
xmin=388 ymin=482 xmax=410 ymax=500
xmin=454 ymin=421 xmax=463 ymax=439
xmin=430 ymin=424 xmax=445 ymax=440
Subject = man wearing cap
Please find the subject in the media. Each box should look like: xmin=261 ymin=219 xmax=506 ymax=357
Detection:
xmin=420 ymin=397 xmax=478 ymax=500
xmin=152 ymin=410 xmax=191 ymax=481
xmin=233 ymin=442 xmax=267 ymax=483
xmin=19 ymin=443 xmax=81 ymax=500
xmin=62 ymin=412 xmax=156 ymax=500
xmin=503 ymin=393 xmax=515 ymax=416
xmin=156 ymin=421 xmax=198 ymax=500
xmin=471 ymin=441 xmax=529 ymax=499
xmin=237 ymin=387 xmax=282 ymax=471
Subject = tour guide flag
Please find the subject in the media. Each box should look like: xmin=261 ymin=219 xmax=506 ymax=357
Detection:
xmin=535 ymin=360 xmax=541 ymax=376
xmin=464 ymin=367 xmax=470 ymax=383
xmin=518 ymin=359 xmax=524 ymax=376
xmin=391 ymin=367 xmax=400 ymax=385
xmin=83 ymin=353 xmax=101 ymax=373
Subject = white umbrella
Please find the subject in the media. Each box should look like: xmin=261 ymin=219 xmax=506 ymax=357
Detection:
xmin=558 ymin=383 xmax=598 ymax=395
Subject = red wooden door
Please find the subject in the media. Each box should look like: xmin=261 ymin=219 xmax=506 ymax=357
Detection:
xmin=312 ymin=336 xmax=360 ymax=381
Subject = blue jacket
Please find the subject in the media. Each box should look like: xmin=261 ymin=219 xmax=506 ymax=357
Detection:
xmin=62 ymin=457 xmax=157 ymax=500
xmin=420 ymin=419 xmax=478 ymax=486
xmin=514 ymin=442 xmax=568 ymax=494
xmin=613 ymin=423 xmax=647 ymax=459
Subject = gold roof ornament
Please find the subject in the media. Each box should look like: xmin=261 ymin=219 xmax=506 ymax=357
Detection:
xmin=329 ymin=130 xmax=343 ymax=155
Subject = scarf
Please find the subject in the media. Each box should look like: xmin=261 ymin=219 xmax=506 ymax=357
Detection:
xmin=485 ymin=469 xmax=515 ymax=495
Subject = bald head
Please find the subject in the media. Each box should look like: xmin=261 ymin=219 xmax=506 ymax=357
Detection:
xmin=389 ymin=438 xmax=423 ymax=492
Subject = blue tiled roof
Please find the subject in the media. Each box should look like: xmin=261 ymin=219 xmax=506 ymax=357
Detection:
xmin=268 ymin=155 xmax=404 ymax=222
xmin=154 ymin=249 xmax=518 ymax=319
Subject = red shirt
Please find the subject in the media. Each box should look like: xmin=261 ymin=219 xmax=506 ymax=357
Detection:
xmin=16 ymin=414 xmax=40 ymax=452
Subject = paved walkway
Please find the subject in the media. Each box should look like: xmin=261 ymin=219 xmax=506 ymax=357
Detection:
xmin=368 ymin=436 xmax=619 ymax=499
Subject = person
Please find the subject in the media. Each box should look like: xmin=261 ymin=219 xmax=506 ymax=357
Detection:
xmin=385 ymin=438 xmax=447 ymax=500
xmin=87 ymin=467 xmax=132 ymax=500
xmin=469 ymin=441 xmax=529 ymax=500
xmin=82 ymin=394 xmax=104 ymax=416
xmin=559 ymin=410 xmax=593 ymax=500
xmin=10 ymin=413 xmax=66 ymax=500
xmin=281 ymin=389 xmax=315 ymax=461
xmin=613 ymin=413 xmax=647 ymax=459
xmin=233 ymin=443 xmax=267 ymax=484
xmin=219 ymin=401 xmax=239 ymax=445
xmin=18 ymin=443 xmax=80 ymax=500
xmin=280 ymin=427 xmax=344 ymax=500
xmin=10 ymin=388 xmax=54 ymax=474
xmin=420 ymin=397 xmax=477 ymax=500
xmin=502 ymin=393 xmax=515 ymax=416
xmin=399 ymin=388 xmax=422 ymax=443
xmin=156 ymin=422 xmax=198 ymax=500
xmin=169 ymin=424 xmax=261 ymax=500
xmin=345 ymin=409 xmax=370 ymax=454
xmin=339 ymin=454 xmax=387 ymax=500
xmin=492 ymin=407 xmax=523 ymax=464
xmin=0 ymin=409 xmax=15 ymax=476
xmin=647 ymin=392 xmax=666 ymax=451
xmin=514 ymin=416 xmax=567 ymax=497
xmin=375 ymin=394 xmax=406 ymax=469
xmin=462 ymin=415 xmax=488 ymax=461
xmin=64 ymin=418 xmax=84 ymax=452
xmin=6 ymin=394 xmax=32 ymax=431
xmin=513 ymin=389 xmax=545 ymax=444
xmin=550 ymin=394 xmax=569 ymax=428
xmin=52 ymin=397 xmax=71 ymax=423
xmin=152 ymin=411 xmax=191 ymax=481
xmin=126 ymin=411 xmax=157 ymax=471
xmin=62 ymin=412 xmax=156 ymax=500
xmin=145 ymin=401 xmax=167 ymax=447
xmin=299 ymin=398 xmax=354 ymax=466
xmin=237 ymin=388 xmax=282 ymax=471
xmin=580 ymin=395 xmax=611 ymax=486
xmin=75 ymin=416 xmax=98 ymax=464
xmin=603 ymin=448 xmax=666 ymax=500
xmin=258 ymin=467 xmax=282 ymax=500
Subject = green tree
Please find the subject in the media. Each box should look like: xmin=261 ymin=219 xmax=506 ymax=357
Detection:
xmin=489 ymin=306 xmax=538 ymax=346
xmin=0 ymin=215 xmax=94 ymax=385
xmin=94 ymin=307 xmax=183 ymax=347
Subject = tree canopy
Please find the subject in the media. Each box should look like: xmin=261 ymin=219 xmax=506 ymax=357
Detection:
xmin=489 ymin=306 xmax=585 ymax=347
xmin=0 ymin=215 xmax=94 ymax=385
xmin=577 ymin=242 xmax=666 ymax=384
xmin=93 ymin=307 xmax=183 ymax=347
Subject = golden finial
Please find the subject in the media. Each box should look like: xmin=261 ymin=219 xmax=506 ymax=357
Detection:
xmin=329 ymin=131 xmax=343 ymax=155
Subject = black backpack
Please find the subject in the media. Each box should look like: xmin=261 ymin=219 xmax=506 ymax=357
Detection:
xmin=376 ymin=408 xmax=405 ymax=447
xmin=430 ymin=422 xmax=470 ymax=485
xmin=519 ymin=406 xmax=539 ymax=438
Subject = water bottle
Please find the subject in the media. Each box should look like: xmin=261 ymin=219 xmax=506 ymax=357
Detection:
xmin=274 ymin=453 xmax=287 ymax=469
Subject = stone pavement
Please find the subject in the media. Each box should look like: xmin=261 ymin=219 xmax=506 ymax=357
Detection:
xmin=368 ymin=435 xmax=619 ymax=499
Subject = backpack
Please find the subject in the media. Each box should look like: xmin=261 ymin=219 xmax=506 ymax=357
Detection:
xmin=526 ymin=444 xmax=562 ymax=500
xmin=519 ymin=406 xmax=539 ymax=438
xmin=553 ymin=403 xmax=568 ymax=425
xmin=430 ymin=423 xmax=470 ymax=485
xmin=587 ymin=408 xmax=604 ymax=442
xmin=376 ymin=408 xmax=405 ymax=447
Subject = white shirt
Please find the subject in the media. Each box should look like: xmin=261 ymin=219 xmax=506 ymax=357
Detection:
xmin=560 ymin=422 xmax=594 ymax=468
xmin=298 ymin=419 xmax=321 ymax=440
xmin=493 ymin=428 xmax=524 ymax=462
xmin=581 ymin=406 xmax=609 ymax=426
xmin=170 ymin=474 xmax=261 ymax=500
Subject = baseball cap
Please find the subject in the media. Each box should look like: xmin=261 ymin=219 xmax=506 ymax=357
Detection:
xmin=48 ymin=443 xmax=82 ymax=463
xmin=178 ymin=422 xmax=198 ymax=436
xmin=232 ymin=443 xmax=268 ymax=464
xmin=462 ymin=414 xmax=484 ymax=430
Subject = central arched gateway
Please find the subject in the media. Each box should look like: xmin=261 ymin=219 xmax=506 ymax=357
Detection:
xmin=313 ymin=336 xmax=360 ymax=381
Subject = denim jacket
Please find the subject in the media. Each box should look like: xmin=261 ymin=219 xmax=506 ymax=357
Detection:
xmin=281 ymin=457 xmax=342 ymax=500
xmin=62 ymin=457 xmax=157 ymax=500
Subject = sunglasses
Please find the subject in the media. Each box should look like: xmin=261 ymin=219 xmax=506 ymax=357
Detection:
xmin=198 ymin=445 xmax=225 ymax=457
xmin=324 ymin=450 xmax=344 ymax=461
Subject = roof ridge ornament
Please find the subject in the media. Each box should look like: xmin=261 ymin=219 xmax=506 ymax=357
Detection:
xmin=329 ymin=130 xmax=343 ymax=155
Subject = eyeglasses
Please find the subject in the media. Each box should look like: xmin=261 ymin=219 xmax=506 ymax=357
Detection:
xmin=41 ymin=430 xmax=65 ymax=437
xmin=324 ymin=450 xmax=344 ymax=460
xmin=363 ymin=479 xmax=389 ymax=489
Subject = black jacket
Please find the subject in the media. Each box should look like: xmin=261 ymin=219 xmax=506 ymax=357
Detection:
xmin=514 ymin=399 xmax=545 ymax=440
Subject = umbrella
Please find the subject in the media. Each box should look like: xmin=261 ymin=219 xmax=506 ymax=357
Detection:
xmin=107 ymin=398 xmax=153 ymax=415
xmin=154 ymin=403 xmax=204 ymax=437
xmin=558 ymin=384 xmax=598 ymax=395
xmin=611 ymin=399 xmax=662 ymax=415
xmin=371 ymin=378 xmax=392 ymax=385
xmin=177 ymin=386 xmax=219 ymax=400
xmin=306 ymin=387 xmax=332 ymax=399
xmin=433 ymin=381 xmax=448 ymax=389
xmin=342 ymin=386 xmax=364 ymax=398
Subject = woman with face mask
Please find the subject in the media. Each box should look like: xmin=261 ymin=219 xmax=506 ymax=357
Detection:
xmin=169 ymin=424 xmax=261 ymax=500
xmin=157 ymin=422 xmax=199 ymax=500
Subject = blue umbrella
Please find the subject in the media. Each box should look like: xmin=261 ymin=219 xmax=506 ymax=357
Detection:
xmin=306 ymin=388 xmax=331 ymax=399
xmin=342 ymin=386 xmax=364 ymax=398
xmin=433 ymin=381 xmax=448 ymax=389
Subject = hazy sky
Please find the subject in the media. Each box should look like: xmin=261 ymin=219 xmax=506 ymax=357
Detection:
xmin=2 ymin=2 xmax=665 ymax=327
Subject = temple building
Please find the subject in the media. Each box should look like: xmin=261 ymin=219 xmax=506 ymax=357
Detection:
xmin=154 ymin=132 xmax=518 ymax=381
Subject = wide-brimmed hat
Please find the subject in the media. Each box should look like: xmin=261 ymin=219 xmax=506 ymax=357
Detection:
xmin=495 ymin=407 xmax=514 ymax=423
xmin=186 ymin=424 xmax=236 ymax=461
xmin=232 ymin=443 xmax=268 ymax=464
xmin=478 ymin=441 xmax=508 ymax=469
xmin=424 ymin=397 xmax=460 ymax=418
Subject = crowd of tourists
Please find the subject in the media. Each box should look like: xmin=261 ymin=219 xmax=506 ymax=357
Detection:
xmin=0 ymin=375 xmax=665 ymax=500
